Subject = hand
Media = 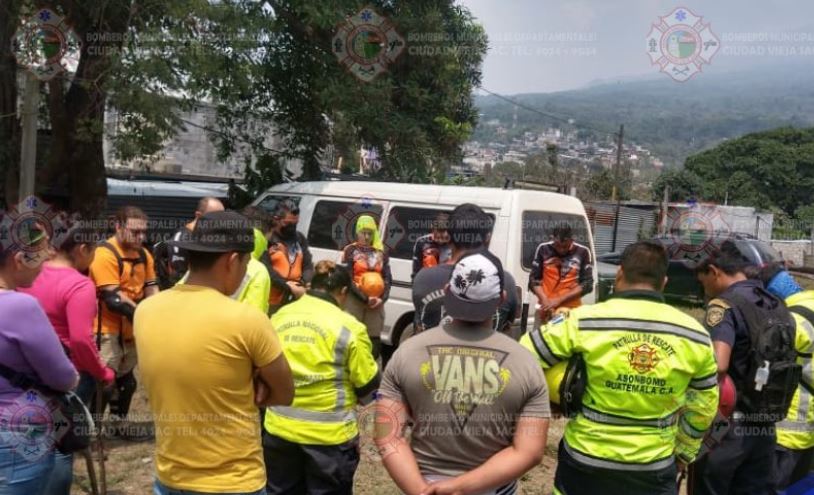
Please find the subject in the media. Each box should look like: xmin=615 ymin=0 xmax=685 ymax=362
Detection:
xmin=286 ymin=281 xmax=306 ymax=299
xmin=676 ymin=457 xmax=689 ymax=474
xmin=420 ymin=478 xmax=464 ymax=495
xmin=102 ymin=367 xmax=116 ymax=386
xmin=368 ymin=297 xmax=383 ymax=309
xmin=541 ymin=297 xmax=561 ymax=312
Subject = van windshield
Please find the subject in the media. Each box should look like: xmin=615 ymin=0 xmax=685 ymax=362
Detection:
xmin=521 ymin=211 xmax=591 ymax=269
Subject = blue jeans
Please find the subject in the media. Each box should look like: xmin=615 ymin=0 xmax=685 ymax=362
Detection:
xmin=0 ymin=444 xmax=55 ymax=495
xmin=43 ymin=372 xmax=98 ymax=495
xmin=153 ymin=480 xmax=266 ymax=495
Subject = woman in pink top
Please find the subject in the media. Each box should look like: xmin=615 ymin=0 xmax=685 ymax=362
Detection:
xmin=20 ymin=224 xmax=114 ymax=495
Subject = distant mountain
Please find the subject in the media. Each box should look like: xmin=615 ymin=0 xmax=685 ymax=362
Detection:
xmin=473 ymin=65 xmax=814 ymax=167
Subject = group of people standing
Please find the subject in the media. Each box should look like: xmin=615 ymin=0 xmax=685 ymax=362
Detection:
xmin=1 ymin=194 xmax=813 ymax=495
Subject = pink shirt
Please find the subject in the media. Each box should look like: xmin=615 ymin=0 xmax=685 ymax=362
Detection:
xmin=20 ymin=264 xmax=113 ymax=382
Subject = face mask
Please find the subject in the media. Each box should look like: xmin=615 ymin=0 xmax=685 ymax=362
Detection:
xmin=280 ymin=223 xmax=297 ymax=239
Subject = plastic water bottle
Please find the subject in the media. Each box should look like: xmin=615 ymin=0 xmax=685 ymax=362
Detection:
xmin=755 ymin=360 xmax=770 ymax=391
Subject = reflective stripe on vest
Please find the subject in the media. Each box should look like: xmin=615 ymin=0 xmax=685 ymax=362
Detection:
xmin=563 ymin=440 xmax=675 ymax=472
xmin=578 ymin=318 xmax=710 ymax=346
xmin=581 ymin=405 xmax=677 ymax=428
xmin=528 ymin=327 xmax=561 ymax=367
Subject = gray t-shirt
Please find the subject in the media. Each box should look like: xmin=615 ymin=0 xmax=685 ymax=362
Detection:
xmin=378 ymin=320 xmax=551 ymax=477
xmin=412 ymin=265 xmax=518 ymax=333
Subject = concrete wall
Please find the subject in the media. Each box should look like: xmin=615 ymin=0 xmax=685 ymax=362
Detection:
xmin=771 ymin=240 xmax=814 ymax=267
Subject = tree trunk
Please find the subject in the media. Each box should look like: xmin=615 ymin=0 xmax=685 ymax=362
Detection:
xmin=0 ymin=0 xmax=22 ymax=208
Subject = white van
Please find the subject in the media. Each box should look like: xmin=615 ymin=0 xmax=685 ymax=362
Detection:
xmin=253 ymin=181 xmax=597 ymax=355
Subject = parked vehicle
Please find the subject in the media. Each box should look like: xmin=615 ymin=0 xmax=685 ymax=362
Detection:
xmin=253 ymin=181 xmax=597 ymax=359
xmin=597 ymin=233 xmax=783 ymax=303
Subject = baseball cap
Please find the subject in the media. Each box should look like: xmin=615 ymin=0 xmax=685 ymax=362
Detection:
xmin=443 ymin=250 xmax=505 ymax=322
xmin=169 ymin=211 xmax=254 ymax=253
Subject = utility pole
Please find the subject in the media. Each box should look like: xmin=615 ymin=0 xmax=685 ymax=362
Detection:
xmin=660 ymin=185 xmax=670 ymax=236
xmin=18 ymin=72 xmax=40 ymax=202
xmin=610 ymin=124 xmax=624 ymax=252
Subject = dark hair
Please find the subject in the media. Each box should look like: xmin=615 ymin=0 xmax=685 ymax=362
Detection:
xmin=272 ymin=199 xmax=299 ymax=219
xmin=56 ymin=224 xmax=101 ymax=253
xmin=310 ymin=260 xmax=351 ymax=293
xmin=115 ymin=206 xmax=148 ymax=225
xmin=0 ymin=221 xmax=47 ymax=267
xmin=432 ymin=212 xmax=450 ymax=231
xmin=695 ymin=240 xmax=751 ymax=276
xmin=196 ymin=197 xmax=223 ymax=215
xmin=552 ymin=224 xmax=573 ymax=241
xmin=187 ymin=250 xmax=247 ymax=271
xmin=448 ymin=203 xmax=492 ymax=249
xmin=241 ymin=206 xmax=273 ymax=233
xmin=620 ymin=241 xmax=668 ymax=289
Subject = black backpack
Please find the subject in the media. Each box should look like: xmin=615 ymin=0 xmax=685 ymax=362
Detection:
xmin=724 ymin=287 xmax=801 ymax=422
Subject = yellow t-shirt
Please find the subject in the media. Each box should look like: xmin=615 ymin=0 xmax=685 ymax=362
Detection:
xmin=134 ymin=284 xmax=282 ymax=492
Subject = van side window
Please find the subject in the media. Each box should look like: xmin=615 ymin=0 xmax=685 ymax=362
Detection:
xmin=522 ymin=212 xmax=591 ymax=269
xmin=257 ymin=195 xmax=301 ymax=214
xmin=383 ymin=207 xmax=452 ymax=260
xmin=308 ymin=200 xmax=383 ymax=250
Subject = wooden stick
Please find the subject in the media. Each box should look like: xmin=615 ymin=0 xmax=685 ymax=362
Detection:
xmin=95 ymin=383 xmax=107 ymax=495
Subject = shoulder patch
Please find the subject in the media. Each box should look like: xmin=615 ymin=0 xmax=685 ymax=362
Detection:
xmin=708 ymin=298 xmax=730 ymax=309
xmin=705 ymin=306 xmax=727 ymax=327
xmin=549 ymin=313 xmax=566 ymax=326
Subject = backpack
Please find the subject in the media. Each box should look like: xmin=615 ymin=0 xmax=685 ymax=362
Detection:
xmin=724 ymin=287 xmax=801 ymax=422
xmin=152 ymin=240 xmax=175 ymax=290
xmin=98 ymin=241 xmax=148 ymax=278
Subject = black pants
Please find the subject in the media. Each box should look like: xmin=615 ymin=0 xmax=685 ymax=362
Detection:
xmin=773 ymin=444 xmax=814 ymax=492
xmin=554 ymin=440 xmax=678 ymax=495
xmin=691 ymin=421 xmax=776 ymax=495
xmin=263 ymin=432 xmax=359 ymax=495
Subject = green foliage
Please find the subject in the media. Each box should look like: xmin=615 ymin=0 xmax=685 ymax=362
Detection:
xmin=651 ymin=168 xmax=703 ymax=202
xmin=684 ymin=127 xmax=814 ymax=215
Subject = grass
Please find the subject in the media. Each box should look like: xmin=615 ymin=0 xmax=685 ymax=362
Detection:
xmin=71 ymin=279 xmax=814 ymax=494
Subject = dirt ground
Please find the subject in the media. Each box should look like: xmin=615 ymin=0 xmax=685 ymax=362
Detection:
xmin=70 ymin=284 xmax=814 ymax=494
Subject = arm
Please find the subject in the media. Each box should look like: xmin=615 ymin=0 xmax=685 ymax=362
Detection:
xmin=380 ymin=252 xmax=393 ymax=303
xmin=17 ymin=298 xmax=79 ymax=392
xmin=343 ymin=245 xmax=369 ymax=303
xmin=520 ymin=311 xmax=579 ymax=368
xmin=65 ymin=279 xmax=114 ymax=383
xmin=547 ymin=285 xmax=582 ymax=310
xmin=713 ymin=341 xmax=732 ymax=377
xmin=255 ymin=354 xmax=295 ymax=407
xmin=299 ymin=234 xmax=314 ymax=283
xmin=422 ymin=417 xmax=549 ymax=495
xmin=528 ymin=244 xmax=545 ymax=294
xmin=577 ymin=248 xmax=594 ymax=297
xmin=375 ymin=397 xmax=429 ymax=495
xmin=348 ymin=325 xmax=381 ymax=404
xmin=676 ymin=347 xmax=719 ymax=464
xmin=411 ymin=237 xmax=423 ymax=279
xmin=703 ymin=300 xmax=735 ymax=379
xmin=144 ymin=251 xmax=159 ymax=297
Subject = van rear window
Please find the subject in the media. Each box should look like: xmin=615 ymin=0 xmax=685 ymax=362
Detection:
xmin=384 ymin=207 xmax=452 ymax=260
xmin=256 ymin=195 xmax=301 ymax=214
xmin=307 ymin=200 xmax=383 ymax=250
xmin=522 ymin=211 xmax=591 ymax=269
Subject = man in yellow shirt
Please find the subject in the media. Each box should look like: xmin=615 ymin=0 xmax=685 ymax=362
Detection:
xmin=135 ymin=211 xmax=294 ymax=495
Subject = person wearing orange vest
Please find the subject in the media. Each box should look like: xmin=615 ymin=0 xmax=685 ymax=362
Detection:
xmin=341 ymin=215 xmax=391 ymax=359
xmin=528 ymin=224 xmax=593 ymax=326
xmin=260 ymin=200 xmax=313 ymax=315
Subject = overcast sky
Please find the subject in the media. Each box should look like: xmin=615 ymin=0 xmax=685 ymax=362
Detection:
xmin=458 ymin=0 xmax=814 ymax=94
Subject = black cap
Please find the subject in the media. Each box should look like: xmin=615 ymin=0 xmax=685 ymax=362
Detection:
xmin=169 ymin=211 xmax=254 ymax=253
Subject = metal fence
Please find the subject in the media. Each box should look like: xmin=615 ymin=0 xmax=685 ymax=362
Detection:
xmin=772 ymin=219 xmax=814 ymax=241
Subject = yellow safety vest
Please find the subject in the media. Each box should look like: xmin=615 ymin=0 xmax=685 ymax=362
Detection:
xmin=520 ymin=291 xmax=719 ymax=470
xmin=264 ymin=293 xmax=379 ymax=445
xmin=777 ymin=290 xmax=814 ymax=450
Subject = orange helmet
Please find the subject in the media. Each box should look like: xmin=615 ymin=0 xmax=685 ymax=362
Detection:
xmin=359 ymin=272 xmax=385 ymax=298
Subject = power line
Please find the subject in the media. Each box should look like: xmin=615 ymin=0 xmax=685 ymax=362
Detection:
xmin=476 ymin=85 xmax=619 ymax=138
